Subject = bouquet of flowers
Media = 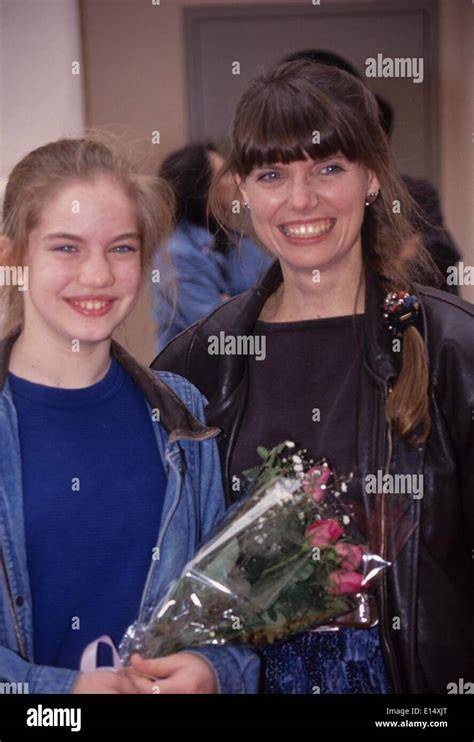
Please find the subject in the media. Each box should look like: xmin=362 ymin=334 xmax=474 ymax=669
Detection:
xmin=120 ymin=442 xmax=393 ymax=662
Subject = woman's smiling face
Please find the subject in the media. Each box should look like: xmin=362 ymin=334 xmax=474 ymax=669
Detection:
xmin=238 ymin=154 xmax=379 ymax=276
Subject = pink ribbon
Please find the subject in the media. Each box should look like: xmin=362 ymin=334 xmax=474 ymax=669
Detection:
xmin=80 ymin=635 xmax=122 ymax=673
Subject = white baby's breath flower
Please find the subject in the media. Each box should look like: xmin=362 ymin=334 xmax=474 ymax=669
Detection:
xmin=271 ymin=480 xmax=296 ymax=503
xmin=342 ymin=515 xmax=351 ymax=525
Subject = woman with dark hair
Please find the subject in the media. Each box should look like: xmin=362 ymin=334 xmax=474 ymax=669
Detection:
xmin=153 ymin=60 xmax=474 ymax=694
xmin=153 ymin=142 xmax=270 ymax=350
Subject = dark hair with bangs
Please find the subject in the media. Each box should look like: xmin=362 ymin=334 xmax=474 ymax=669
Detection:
xmin=280 ymin=49 xmax=394 ymax=136
xmin=232 ymin=60 xmax=384 ymax=176
xmin=210 ymin=59 xmax=442 ymax=445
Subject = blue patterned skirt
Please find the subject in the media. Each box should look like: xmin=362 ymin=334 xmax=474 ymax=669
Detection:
xmin=261 ymin=626 xmax=393 ymax=694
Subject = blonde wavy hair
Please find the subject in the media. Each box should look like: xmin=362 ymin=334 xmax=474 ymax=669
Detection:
xmin=1 ymin=132 xmax=174 ymax=337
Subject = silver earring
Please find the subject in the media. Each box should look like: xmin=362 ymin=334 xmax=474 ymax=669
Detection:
xmin=365 ymin=191 xmax=379 ymax=206
xmin=243 ymin=201 xmax=251 ymax=211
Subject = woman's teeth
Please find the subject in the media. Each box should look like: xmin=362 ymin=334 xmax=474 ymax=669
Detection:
xmin=281 ymin=219 xmax=334 ymax=238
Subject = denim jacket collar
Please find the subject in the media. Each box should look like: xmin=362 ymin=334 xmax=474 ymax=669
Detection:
xmin=0 ymin=329 xmax=219 ymax=443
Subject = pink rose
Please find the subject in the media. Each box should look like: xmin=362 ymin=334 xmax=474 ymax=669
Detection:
xmin=328 ymin=570 xmax=363 ymax=595
xmin=334 ymin=542 xmax=364 ymax=570
xmin=302 ymin=465 xmax=331 ymax=502
xmin=307 ymin=518 xmax=343 ymax=546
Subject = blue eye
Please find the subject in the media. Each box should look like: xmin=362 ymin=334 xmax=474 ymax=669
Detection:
xmin=111 ymin=245 xmax=138 ymax=253
xmin=54 ymin=245 xmax=77 ymax=253
xmin=257 ymin=171 xmax=282 ymax=182
xmin=321 ymin=164 xmax=344 ymax=175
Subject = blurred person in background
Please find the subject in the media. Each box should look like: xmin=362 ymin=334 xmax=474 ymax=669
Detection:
xmin=153 ymin=142 xmax=271 ymax=351
xmin=400 ymin=175 xmax=461 ymax=295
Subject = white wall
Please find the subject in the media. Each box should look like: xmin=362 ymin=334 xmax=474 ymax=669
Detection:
xmin=0 ymin=0 xmax=85 ymax=206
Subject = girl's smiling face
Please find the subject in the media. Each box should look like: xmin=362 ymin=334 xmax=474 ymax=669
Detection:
xmin=238 ymin=155 xmax=380 ymax=276
xmin=23 ymin=175 xmax=142 ymax=348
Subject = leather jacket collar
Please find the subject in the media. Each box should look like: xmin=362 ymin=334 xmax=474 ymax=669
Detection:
xmin=198 ymin=260 xmax=400 ymax=410
xmin=178 ymin=261 xmax=405 ymax=466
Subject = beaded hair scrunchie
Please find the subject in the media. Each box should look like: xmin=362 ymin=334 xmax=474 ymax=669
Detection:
xmin=382 ymin=290 xmax=421 ymax=338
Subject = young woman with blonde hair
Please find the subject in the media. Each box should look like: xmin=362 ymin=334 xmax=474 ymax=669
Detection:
xmin=0 ymin=136 xmax=259 ymax=694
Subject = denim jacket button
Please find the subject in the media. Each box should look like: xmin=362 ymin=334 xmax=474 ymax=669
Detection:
xmin=15 ymin=596 xmax=24 ymax=607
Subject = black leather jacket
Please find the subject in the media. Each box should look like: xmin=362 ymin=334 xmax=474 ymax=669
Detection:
xmin=153 ymin=260 xmax=474 ymax=694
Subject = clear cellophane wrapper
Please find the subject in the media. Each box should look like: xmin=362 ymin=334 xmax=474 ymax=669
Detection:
xmin=120 ymin=446 xmax=415 ymax=664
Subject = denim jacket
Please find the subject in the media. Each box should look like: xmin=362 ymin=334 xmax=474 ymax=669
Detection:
xmin=0 ymin=331 xmax=260 ymax=694
xmin=154 ymin=221 xmax=271 ymax=350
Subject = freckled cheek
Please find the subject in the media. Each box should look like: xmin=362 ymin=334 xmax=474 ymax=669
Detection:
xmin=29 ymin=262 xmax=76 ymax=298
xmin=114 ymin=264 xmax=142 ymax=299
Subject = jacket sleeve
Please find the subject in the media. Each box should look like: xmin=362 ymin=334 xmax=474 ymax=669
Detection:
xmin=226 ymin=237 xmax=272 ymax=295
xmin=0 ymin=645 xmax=79 ymax=693
xmin=153 ymin=233 xmax=227 ymax=348
xmin=176 ymin=378 xmax=261 ymax=693
xmin=167 ymin=251 xmax=227 ymax=327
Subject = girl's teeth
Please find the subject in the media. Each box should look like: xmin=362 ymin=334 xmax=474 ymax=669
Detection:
xmin=74 ymin=301 xmax=109 ymax=310
xmin=283 ymin=220 xmax=333 ymax=237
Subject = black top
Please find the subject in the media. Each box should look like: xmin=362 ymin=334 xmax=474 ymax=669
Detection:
xmin=230 ymin=314 xmax=365 ymax=483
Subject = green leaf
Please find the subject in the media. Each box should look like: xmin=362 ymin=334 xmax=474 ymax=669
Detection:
xmin=267 ymin=606 xmax=277 ymax=622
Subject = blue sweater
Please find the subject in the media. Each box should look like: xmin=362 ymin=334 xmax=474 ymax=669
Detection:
xmin=9 ymin=357 xmax=166 ymax=670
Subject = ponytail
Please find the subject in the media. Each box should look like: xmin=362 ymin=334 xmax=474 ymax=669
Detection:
xmin=386 ymin=325 xmax=431 ymax=444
